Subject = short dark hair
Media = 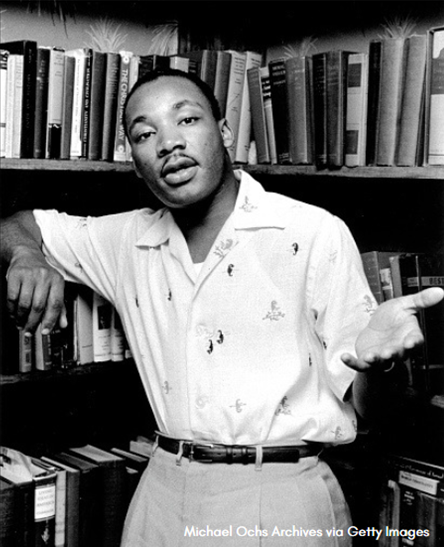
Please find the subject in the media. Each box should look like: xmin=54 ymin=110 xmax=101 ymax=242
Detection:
xmin=124 ymin=68 xmax=222 ymax=137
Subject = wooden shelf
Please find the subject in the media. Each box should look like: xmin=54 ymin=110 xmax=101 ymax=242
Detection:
xmin=0 ymin=360 xmax=131 ymax=386
xmin=1 ymin=158 xmax=444 ymax=180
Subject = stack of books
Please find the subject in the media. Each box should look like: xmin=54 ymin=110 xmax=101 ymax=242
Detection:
xmin=0 ymin=439 xmax=153 ymax=547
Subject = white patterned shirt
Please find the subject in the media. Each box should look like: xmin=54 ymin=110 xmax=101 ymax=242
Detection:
xmin=34 ymin=170 xmax=376 ymax=447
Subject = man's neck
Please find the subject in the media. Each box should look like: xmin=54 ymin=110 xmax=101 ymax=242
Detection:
xmin=172 ymin=171 xmax=240 ymax=263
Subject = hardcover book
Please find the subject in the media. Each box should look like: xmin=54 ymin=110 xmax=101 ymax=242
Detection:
xmin=45 ymin=47 xmax=65 ymax=159
xmin=269 ymin=57 xmax=291 ymax=164
xmin=92 ymin=292 xmax=112 ymax=362
xmin=213 ymin=50 xmax=232 ymax=117
xmin=425 ymin=26 xmax=444 ymax=166
xmin=345 ymin=52 xmax=368 ymax=167
xmin=312 ymin=52 xmax=328 ymax=169
xmin=87 ymin=50 xmax=107 ymax=160
xmin=101 ymin=52 xmax=120 ymax=162
xmin=247 ymin=66 xmax=270 ymax=164
xmin=5 ymin=53 xmax=24 ymax=159
xmin=60 ymin=55 xmax=75 ymax=160
xmin=65 ymin=48 xmax=87 ymax=159
xmin=113 ymin=51 xmax=133 ymax=162
xmin=0 ymin=49 xmax=8 ymax=158
xmin=366 ymin=40 xmax=382 ymax=166
xmin=225 ymin=50 xmax=247 ymax=161
xmin=185 ymin=49 xmax=218 ymax=90
xmin=285 ymin=55 xmax=314 ymax=165
xmin=33 ymin=46 xmax=50 ymax=159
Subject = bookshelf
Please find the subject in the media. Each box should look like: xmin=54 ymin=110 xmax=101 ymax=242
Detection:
xmin=1 ymin=1 xmax=443 ymax=544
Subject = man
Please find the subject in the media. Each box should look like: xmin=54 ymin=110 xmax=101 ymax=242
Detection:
xmin=1 ymin=69 xmax=443 ymax=546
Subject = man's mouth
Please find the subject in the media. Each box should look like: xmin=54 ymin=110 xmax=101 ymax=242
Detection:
xmin=162 ymin=157 xmax=198 ymax=185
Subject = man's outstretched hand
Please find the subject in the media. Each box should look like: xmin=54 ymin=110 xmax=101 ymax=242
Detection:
xmin=341 ymin=287 xmax=444 ymax=372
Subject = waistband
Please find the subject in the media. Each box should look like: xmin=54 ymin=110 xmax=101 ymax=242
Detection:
xmin=156 ymin=434 xmax=323 ymax=465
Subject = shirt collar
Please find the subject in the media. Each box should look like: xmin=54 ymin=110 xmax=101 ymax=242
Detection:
xmin=136 ymin=169 xmax=287 ymax=248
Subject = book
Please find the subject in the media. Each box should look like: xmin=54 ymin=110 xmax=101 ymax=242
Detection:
xmin=74 ymin=286 xmax=94 ymax=365
xmin=376 ymin=37 xmax=405 ymax=166
xmin=138 ymin=53 xmax=170 ymax=78
xmin=33 ymin=46 xmax=50 ymax=159
xmin=5 ymin=53 xmax=24 ymax=159
xmin=87 ymin=50 xmax=106 ymax=160
xmin=101 ymin=52 xmax=120 ymax=162
xmin=80 ymin=48 xmax=93 ymax=159
xmin=45 ymin=47 xmax=65 ymax=159
xmin=18 ymin=331 xmax=33 ymax=373
xmin=326 ymin=50 xmax=355 ymax=168
xmin=0 ymin=49 xmax=8 ymax=158
xmin=345 ymin=52 xmax=368 ymax=167
xmin=109 ymin=447 xmax=150 ymax=473
xmin=0 ymin=40 xmax=37 ymax=158
xmin=110 ymin=307 xmax=125 ymax=362
xmin=425 ymin=26 xmax=444 ymax=166
xmin=92 ymin=292 xmax=112 ymax=362
xmin=285 ymin=55 xmax=314 ymax=165
xmin=366 ymin=40 xmax=382 ymax=166
xmin=41 ymin=456 xmax=80 ymax=547
xmin=34 ymin=458 xmax=67 ymax=547
xmin=185 ymin=49 xmax=218 ymax=90
xmin=125 ymin=54 xmax=140 ymax=162
xmin=312 ymin=51 xmax=328 ymax=169
xmin=34 ymin=323 xmax=52 ymax=371
xmin=68 ymin=445 xmax=127 ymax=547
xmin=395 ymin=35 xmax=428 ymax=167
xmin=48 ymin=452 xmax=101 ymax=547
xmin=0 ymin=447 xmax=57 ymax=547
xmin=213 ymin=50 xmax=231 ymax=116
xmin=65 ymin=48 xmax=87 ymax=159
xmin=0 ymin=449 xmax=34 ymax=547
xmin=224 ymin=50 xmax=247 ymax=161
xmin=269 ymin=57 xmax=291 ymax=164
xmin=129 ymin=436 xmax=155 ymax=458
xmin=247 ymin=66 xmax=270 ymax=164
xmin=360 ymin=251 xmax=401 ymax=305
xmin=60 ymin=54 xmax=75 ymax=160
xmin=261 ymin=66 xmax=278 ymax=164
xmin=169 ymin=54 xmax=197 ymax=74
xmin=234 ymin=51 xmax=262 ymax=163
xmin=113 ymin=51 xmax=133 ymax=162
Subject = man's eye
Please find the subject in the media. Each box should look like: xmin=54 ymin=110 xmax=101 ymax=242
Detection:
xmin=135 ymin=131 xmax=154 ymax=143
xmin=181 ymin=117 xmax=198 ymax=125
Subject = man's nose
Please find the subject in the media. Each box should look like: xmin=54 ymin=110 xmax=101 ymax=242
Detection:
xmin=157 ymin=126 xmax=186 ymax=156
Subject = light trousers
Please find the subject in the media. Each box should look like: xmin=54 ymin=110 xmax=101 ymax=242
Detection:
xmin=121 ymin=446 xmax=353 ymax=546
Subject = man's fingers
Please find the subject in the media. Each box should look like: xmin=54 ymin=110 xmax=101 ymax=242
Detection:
xmin=408 ymin=287 xmax=444 ymax=310
xmin=38 ymin=278 xmax=66 ymax=335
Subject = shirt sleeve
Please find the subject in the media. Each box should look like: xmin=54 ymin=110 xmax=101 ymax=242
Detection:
xmin=33 ymin=209 xmax=135 ymax=304
xmin=307 ymin=214 xmax=377 ymax=401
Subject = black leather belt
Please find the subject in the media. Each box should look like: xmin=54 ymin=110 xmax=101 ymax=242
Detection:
xmin=157 ymin=435 xmax=323 ymax=464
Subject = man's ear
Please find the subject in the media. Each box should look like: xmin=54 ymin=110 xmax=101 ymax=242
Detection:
xmin=218 ymin=118 xmax=235 ymax=149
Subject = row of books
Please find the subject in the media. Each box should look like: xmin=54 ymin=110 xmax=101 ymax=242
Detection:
xmin=378 ymin=454 xmax=444 ymax=546
xmin=0 ymin=39 xmax=263 ymax=164
xmin=2 ymin=285 xmax=129 ymax=376
xmin=360 ymin=250 xmax=444 ymax=394
xmin=0 ymin=438 xmax=154 ymax=547
xmin=249 ymin=26 xmax=444 ymax=169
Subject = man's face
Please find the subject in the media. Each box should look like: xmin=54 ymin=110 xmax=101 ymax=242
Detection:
xmin=125 ymin=76 xmax=233 ymax=209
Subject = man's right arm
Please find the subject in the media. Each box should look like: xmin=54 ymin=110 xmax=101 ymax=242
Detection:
xmin=1 ymin=211 xmax=67 ymax=336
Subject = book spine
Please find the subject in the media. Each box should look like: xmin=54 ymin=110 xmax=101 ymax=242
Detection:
xmin=60 ymin=55 xmax=75 ymax=160
xmin=125 ymin=54 xmax=140 ymax=162
xmin=18 ymin=331 xmax=34 ymax=373
xmin=426 ymin=27 xmax=444 ymax=165
xmin=101 ymin=52 xmax=120 ymax=162
xmin=345 ymin=53 xmax=368 ymax=167
xmin=235 ymin=51 xmax=262 ymax=164
xmin=198 ymin=50 xmax=217 ymax=90
xmin=12 ymin=55 xmax=24 ymax=159
xmin=33 ymin=475 xmax=56 ymax=547
xmin=87 ymin=51 xmax=106 ymax=160
xmin=269 ymin=58 xmax=291 ymax=164
xmin=286 ymin=56 xmax=314 ymax=165
xmin=34 ymin=324 xmax=53 ymax=371
xmin=225 ymin=50 xmax=247 ymax=161
xmin=395 ymin=35 xmax=428 ymax=167
xmin=0 ymin=50 xmax=9 ymax=158
xmin=312 ymin=52 xmax=328 ymax=169
xmin=110 ymin=308 xmax=125 ymax=362
xmin=261 ymin=66 xmax=278 ymax=165
xmin=68 ymin=50 xmax=86 ymax=159
xmin=5 ymin=54 xmax=18 ymax=158
xmin=214 ymin=51 xmax=231 ymax=117
xmin=113 ymin=51 xmax=132 ymax=162
xmin=81 ymin=49 xmax=92 ymax=159
xmin=33 ymin=47 xmax=50 ymax=159
xmin=45 ymin=48 xmax=65 ymax=159
xmin=376 ymin=37 xmax=405 ymax=166
xmin=92 ymin=292 xmax=112 ymax=362
xmin=247 ymin=66 xmax=270 ymax=164
xmin=366 ymin=40 xmax=382 ymax=166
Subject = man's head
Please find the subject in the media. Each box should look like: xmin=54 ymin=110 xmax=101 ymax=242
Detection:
xmin=124 ymin=68 xmax=235 ymax=210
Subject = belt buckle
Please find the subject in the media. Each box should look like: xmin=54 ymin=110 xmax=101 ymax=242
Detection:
xmin=192 ymin=442 xmax=214 ymax=463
